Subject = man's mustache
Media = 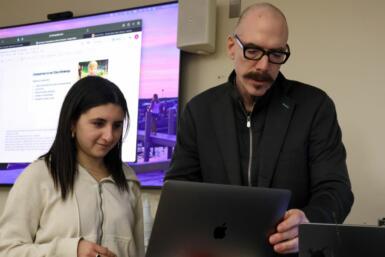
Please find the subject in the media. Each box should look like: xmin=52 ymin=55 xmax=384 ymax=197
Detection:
xmin=243 ymin=71 xmax=274 ymax=83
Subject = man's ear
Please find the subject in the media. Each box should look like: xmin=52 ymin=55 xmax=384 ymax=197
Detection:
xmin=227 ymin=35 xmax=236 ymax=60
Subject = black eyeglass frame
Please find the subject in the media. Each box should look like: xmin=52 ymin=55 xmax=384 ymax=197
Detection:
xmin=234 ymin=34 xmax=291 ymax=64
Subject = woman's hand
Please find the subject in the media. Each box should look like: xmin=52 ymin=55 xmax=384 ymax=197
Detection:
xmin=77 ymin=239 xmax=117 ymax=257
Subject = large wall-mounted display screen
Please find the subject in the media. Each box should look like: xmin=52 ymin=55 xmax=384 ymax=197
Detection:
xmin=0 ymin=2 xmax=180 ymax=187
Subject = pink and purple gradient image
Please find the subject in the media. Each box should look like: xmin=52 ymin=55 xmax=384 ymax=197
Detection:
xmin=0 ymin=2 xmax=180 ymax=187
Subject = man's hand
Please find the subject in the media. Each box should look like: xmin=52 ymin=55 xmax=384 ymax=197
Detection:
xmin=268 ymin=209 xmax=309 ymax=254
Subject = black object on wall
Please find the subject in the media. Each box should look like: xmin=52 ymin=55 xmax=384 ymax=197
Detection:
xmin=47 ymin=11 xmax=73 ymax=21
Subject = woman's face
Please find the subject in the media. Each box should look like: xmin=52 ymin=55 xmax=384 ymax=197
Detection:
xmin=72 ymin=103 xmax=124 ymax=164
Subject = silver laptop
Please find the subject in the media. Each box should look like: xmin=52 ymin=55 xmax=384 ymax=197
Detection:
xmin=146 ymin=180 xmax=291 ymax=257
xmin=299 ymin=223 xmax=385 ymax=257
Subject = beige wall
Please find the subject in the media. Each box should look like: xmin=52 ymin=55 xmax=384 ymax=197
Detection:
xmin=1 ymin=0 xmax=385 ymax=225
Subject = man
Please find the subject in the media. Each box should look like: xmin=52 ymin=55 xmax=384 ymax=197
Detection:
xmin=166 ymin=2 xmax=353 ymax=256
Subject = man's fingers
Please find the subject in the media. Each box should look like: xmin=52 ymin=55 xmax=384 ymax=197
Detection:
xmin=277 ymin=209 xmax=309 ymax=232
xmin=273 ymin=237 xmax=299 ymax=254
xmin=269 ymin=226 xmax=298 ymax=244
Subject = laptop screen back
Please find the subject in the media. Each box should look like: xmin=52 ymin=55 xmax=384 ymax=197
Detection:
xmin=146 ymin=180 xmax=291 ymax=257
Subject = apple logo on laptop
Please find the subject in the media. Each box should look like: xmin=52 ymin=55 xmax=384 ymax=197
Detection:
xmin=213 ymin=223 xmax=227 ymax=239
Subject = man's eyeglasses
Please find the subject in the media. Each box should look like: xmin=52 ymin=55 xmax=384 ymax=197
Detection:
xmin=234 ymin=34 xmax=290 ymax=64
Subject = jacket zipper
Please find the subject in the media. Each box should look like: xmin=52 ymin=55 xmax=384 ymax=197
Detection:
xmin=246 ymin=114 xmax=253 ymax=187
xmin=240 ymin=101 xmax=255 ymax=187
xmin=97 ymin=183 xmax=104 ymax=245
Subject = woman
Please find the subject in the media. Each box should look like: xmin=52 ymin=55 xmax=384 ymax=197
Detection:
xmin=0 ymin=76 xmax=144 ymax=257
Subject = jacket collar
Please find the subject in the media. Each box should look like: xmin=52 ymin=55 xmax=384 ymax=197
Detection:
xmin=77 ymin=163 xmax=140 ymax=185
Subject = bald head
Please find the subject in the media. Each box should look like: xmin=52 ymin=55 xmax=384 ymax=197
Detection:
xmin=226 ymin=2 xmax=290 ymax=100
xmin=235 ymin=3 xmax=289 ymax=43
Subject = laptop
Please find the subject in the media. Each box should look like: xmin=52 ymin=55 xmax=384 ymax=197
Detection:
xmin=146 ymin=180 xmax=291 ymax=257
xmin=299 ymin=223 xmax=385 ymax=257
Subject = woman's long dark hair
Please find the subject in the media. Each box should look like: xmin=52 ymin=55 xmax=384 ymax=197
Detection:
xmin=41 ymin=76 xmax=130 ymax=199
